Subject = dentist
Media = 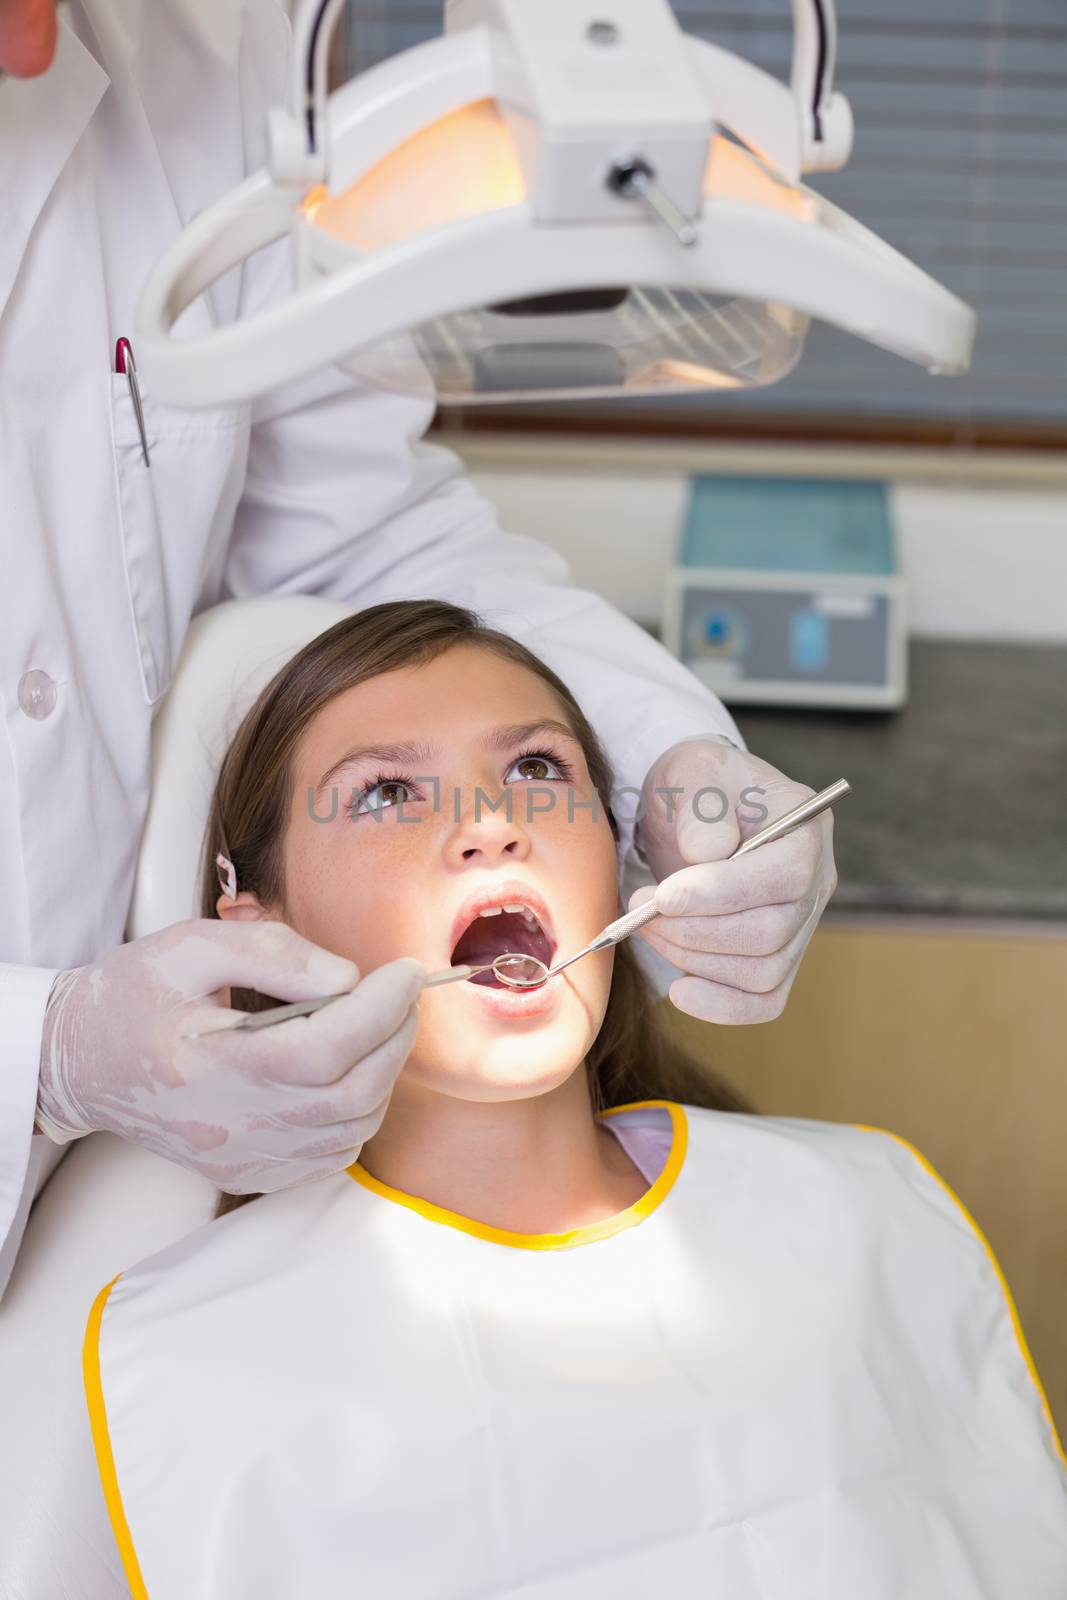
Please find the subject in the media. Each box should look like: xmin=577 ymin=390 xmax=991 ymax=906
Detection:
xmin=0 ymin=0 xmax=837 ymax=1300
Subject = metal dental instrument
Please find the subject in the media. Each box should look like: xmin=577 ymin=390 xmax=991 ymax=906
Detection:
xmin=495 ymin=777 xmax=851 ymax=988
xmin=183 ymin=778 xmax=848 ymax=1037
xmin=181 ymin=954 xmax=546 ymax=1038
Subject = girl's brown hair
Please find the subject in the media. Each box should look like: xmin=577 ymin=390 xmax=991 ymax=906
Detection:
xmin=201 ymin=600 xmax=748 ymax=1214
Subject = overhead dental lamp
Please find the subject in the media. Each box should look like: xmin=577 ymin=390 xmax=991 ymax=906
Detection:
xmin=137 ymin=0 xmax=976 ymax=408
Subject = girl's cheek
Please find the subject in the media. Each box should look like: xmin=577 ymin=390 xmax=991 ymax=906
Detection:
xmin=343 ymin=809 xmax=442 ymax=861
xmin=547 ymin=802 xmax=618 ymax=897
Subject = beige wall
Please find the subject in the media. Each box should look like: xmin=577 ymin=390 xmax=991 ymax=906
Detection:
xmin=659 ymin=921 xmax=1067 ymax=1441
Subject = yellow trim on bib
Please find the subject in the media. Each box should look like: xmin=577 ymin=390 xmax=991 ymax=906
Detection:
xmin=84 ymin=1274 xmax=150 ymax=1600
xmin=855 ymin=1123 xmax=1067 ymax=1473
xmin=347 ymin=1099 xmax=687 ymax=1251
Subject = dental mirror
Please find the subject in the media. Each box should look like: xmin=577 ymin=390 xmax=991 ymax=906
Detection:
xmin=488 ymin=953 xmax=550 ymax=987
xmin=418 ymin=951 xmax=550 ymax=990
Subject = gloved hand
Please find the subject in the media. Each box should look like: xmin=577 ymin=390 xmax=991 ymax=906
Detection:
xmin=632 ymin=736 xmax=838 ymax=1024
xmin=36 ymin=920 xmax=424 ymax=1193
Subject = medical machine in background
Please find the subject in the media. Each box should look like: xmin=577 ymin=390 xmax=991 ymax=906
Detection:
xmin=136 ymin=0 xmax=975 ymax=409
xmin=662 ymin=477 xmax=906 ymax=710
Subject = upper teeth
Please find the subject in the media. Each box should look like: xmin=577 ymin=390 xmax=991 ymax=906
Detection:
xmin=478 ymin=903 xmax=539 ymax=923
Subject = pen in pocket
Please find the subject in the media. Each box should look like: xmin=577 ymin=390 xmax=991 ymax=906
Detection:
xmin=115 ymin=337 xmax=151 ymax=467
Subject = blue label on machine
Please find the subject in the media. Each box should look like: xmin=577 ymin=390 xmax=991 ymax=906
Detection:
xmin=790 ymin=608 xmax=829 ymax=672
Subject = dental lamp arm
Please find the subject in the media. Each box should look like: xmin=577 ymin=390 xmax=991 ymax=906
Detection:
xmin=273 ymin=0 xmax=852 ymax=187
xmin=270 ymin=0 xmax=345 ymax=183
xmin=790 ymin=0 xmax=853 ymax=172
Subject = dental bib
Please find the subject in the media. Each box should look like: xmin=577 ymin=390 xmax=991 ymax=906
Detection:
xmin=84 ymin=1102 xmax=1067 ymax=1599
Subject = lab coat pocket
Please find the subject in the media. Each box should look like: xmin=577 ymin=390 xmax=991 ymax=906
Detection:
xmin=110 ymin=373 xmax=249 ymax=705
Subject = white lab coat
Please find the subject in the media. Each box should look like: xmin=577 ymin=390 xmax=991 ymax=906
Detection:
xmin=1 ymin=6 xmax=748 ymax=1588
xmin=0 ymin=5 xmax=744 ymax=1301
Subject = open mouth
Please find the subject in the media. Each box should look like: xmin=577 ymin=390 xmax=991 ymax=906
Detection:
xmin=450 ymin=900 xmax=556 ymax=988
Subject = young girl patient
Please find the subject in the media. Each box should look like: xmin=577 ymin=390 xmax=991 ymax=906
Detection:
xmin=85 ymin=602 xmax=1066 ymax=1600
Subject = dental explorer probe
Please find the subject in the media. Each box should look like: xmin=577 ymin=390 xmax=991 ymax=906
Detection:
xmin=495 ymin=776 xmax=851 ymax=988
xmin=184 ymin=778 xmax=849 ymax=1037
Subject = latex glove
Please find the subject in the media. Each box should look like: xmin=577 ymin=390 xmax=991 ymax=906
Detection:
xmin=632 ymin=737 xmax=838 ymax=1024
xmin=36 ymin=920 xmax=424 ymax=1193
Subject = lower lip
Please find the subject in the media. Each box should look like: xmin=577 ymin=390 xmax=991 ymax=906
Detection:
xmin=459 ymin=971 xmax=562 ymax=1021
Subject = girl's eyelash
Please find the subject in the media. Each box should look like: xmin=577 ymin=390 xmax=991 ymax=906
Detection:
xmin=511 ymin=745 xmax=575 ymax=781
xmin=347 ymin=771 xmax=416 ymax=818
xmin=345 ymin=746 xmax=575 ymax=819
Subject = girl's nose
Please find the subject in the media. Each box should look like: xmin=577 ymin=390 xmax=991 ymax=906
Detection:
xmin=445 ymin=789 xmax=533 ymax=866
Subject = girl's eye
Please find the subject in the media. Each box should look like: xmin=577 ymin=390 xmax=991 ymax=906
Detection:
xmin=352 ymin=778 xmax=415 ymax=816
xmin=345 ymin=749 xmax=573 ymax=818
xmin=504 ymin=749 xmax=573 ymax=784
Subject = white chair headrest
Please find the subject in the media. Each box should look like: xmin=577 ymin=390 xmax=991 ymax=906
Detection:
xmin=127 ymin=596 xmax=351 ymax=940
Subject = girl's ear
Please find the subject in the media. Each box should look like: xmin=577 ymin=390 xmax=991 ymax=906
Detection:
xmin=216 ymin=890 xmax=272 ymax=922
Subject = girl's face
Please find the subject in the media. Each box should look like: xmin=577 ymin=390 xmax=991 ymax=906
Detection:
xmin=273 ymin=644 xmax=620 ymax=1103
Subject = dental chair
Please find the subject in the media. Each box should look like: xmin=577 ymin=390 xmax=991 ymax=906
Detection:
xmin=127 ymin=594 xmax=351 ymax=938
xmin=0 ymin=597 xmax=351 ymax=1598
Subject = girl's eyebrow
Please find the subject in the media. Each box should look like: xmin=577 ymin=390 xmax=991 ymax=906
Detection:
xmin=314 ymin=719 xmax=578 ymax=798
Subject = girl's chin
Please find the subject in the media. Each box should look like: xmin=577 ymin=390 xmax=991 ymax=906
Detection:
xmin=412 ymin=1063 xmax=579 ymax=1104
xmin=408 ymin=1027 xmax=588 ymax=1102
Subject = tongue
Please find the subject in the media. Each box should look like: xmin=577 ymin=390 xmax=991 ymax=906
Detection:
xmin=452 ymin=910 xmax=550 ymax=973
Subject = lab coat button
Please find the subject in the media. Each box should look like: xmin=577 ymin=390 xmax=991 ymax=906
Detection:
xmin=18 ymin=670 xmax=58 ymax=720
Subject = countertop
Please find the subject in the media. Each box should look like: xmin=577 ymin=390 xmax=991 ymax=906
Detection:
xmin=729 ymin=639 xmax=1067 ymax=921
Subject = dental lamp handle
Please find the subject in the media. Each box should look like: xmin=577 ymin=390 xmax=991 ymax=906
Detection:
xmin=585 ymin=777 xmax=852 ymax=956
